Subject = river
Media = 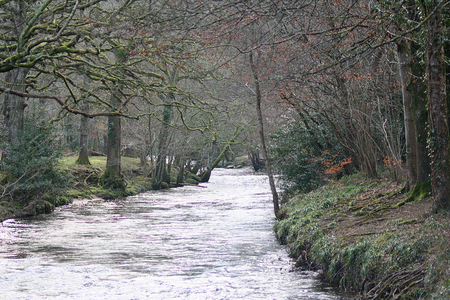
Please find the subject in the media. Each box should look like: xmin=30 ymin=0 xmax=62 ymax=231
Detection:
xmin=0 ymin=168 xmax=347 ymax=299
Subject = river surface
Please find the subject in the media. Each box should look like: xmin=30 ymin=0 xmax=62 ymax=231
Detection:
xmin=0 ymin=168 xmax=347 ymax=299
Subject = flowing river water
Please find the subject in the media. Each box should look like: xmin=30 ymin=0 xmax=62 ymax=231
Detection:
xmin=0 ymin=168 xmax=348 ymax=300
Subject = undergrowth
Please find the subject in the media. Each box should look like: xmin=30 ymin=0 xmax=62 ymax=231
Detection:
xmin=274 ymin=172 xmax=450 ymax=299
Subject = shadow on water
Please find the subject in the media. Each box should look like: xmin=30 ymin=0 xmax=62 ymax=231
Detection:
xmin=0 ymin=168 xmax=349 ymax=299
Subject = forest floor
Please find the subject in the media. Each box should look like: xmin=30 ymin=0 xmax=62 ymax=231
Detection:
xmin=274 ymin=172 xmax=450 ymax=300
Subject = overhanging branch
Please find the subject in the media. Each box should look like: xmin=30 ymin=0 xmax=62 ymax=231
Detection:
xmin=0 ymin=87 xmax=136 ymax=119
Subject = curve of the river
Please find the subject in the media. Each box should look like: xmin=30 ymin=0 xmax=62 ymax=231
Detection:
xmin=0 ymin=168 xmax=347 ymax=299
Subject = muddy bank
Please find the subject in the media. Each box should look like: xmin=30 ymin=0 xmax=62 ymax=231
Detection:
xmin=274 ymin=173 xmax=450 ymax=299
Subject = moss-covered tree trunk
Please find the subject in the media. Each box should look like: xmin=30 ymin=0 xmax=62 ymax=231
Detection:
xmin=1 ymin=3 xmax=29 ymax=158
xmin=176 ymin=156 xmax=186 ymax=186
xmin=2 ymin=68 xmax=28 ymax=149
xmin=153 ymin=93 xmax=173 ymax=189
xmin=99 ymin=87 xmax=125 ymax=190
xmin=409 ymin=43 xmax=431 ymax=186
xmin=76 ymin=101 xmax=91 ymax=165
xmin=426 ymin=1 xmax=450 ymax=212
xmin=199 ymin=126 xmax=243 ymax=183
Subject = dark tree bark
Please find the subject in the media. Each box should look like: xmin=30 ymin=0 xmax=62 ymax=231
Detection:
xmin=153 ymin=93 xmax=174 ymax=189
xmin=2 ymin=68 xmax=28 ymax=147
xmin=249 ymin=50 xmax=280 ymax=220
xmin=425 ymin=1 xmax=450 ymax=212
xmin=99 ymin=86 xmax=125 ymax=190
xmin=249 ymin=151 xmax=264 ymax=172
xmin=408 ymin=43 xmax=431 ymax=185
xmin=397 ymin=40 xmax=417 ymax=190
xmin=76 ymin=101 xmax=91 ymax=165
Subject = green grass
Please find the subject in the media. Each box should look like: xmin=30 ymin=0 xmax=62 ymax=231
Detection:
xmin=275 ymin=173 xmax=449 ymax=299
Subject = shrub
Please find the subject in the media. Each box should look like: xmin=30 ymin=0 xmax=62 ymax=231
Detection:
xmin=269 ymin=120 xmax=345 ymax=194
xmin=0 ymin=114 xmax=69 ymax=205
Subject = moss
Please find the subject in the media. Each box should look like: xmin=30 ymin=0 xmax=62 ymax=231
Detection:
xmin=405 ymin=181 xmax=432 ymax=203
xmin=66 ymin=189 xmax=90 ymax=199
xmin=99 ymin=167 xmax=126 ymax=190
xmin=23 ymin=200 xmax=54 ymax=216
xmin=186 ymin=172 xmax=201 ymax=184
xmin=76 ymin=151 xmax=91 ymax=165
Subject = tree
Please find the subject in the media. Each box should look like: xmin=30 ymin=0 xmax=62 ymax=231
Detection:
xmin=424 ymin=0 xmax=449 ymax=211
xmin=249 ymin=50 xmax=280 ymax=219
xmin=76 ymin=99 xmax=91 ymax=165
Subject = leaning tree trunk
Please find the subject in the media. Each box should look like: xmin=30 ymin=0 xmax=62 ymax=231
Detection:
xmin=199 ymin=126 xmax=243 ymax=183
xmin=426 ymin=1 xmax=450 ymax=212
xmin=249 ymin=50 xmax=280 ymax=220
xmin=76 ymin=101 xmax=91 ymax=165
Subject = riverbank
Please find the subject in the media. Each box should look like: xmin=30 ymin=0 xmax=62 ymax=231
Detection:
xmin=0 ymin=156 xmax=148 ymax=222
xmin=274 ymin=173 xmax=450 ymax=299
xmin=0 ymin=155 xmax=249 ymax=222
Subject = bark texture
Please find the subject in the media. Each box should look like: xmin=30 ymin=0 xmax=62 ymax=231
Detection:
xmin=100 ymin=87 xmax=125 ymax=190
xmin=397 ymin=41 xmax=417 ymax=190
xmin=76 ymin=102 xmax=91 ymax=165
xmin=2 ymin=68 xmax=29 ymax=146
xmin=426 ymin=1 xmax=450 ymax=212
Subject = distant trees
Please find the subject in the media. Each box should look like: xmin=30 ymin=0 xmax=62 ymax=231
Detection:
xmin=0 ymin=0 xmax=449 ymax=213
xmin=212 ymin=0 xmax=449 ymax=212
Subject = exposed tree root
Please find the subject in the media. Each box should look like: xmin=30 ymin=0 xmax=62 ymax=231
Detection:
xmin=363 ymin=264 xmax=425 ymax=300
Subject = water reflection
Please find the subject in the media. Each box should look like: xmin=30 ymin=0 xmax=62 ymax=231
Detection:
xmin=0 ymin=168 xmax=347 ymax=299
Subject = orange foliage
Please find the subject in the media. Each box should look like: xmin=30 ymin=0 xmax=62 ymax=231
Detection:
xmin=319 ymin=151 xmax=352 ymax=175
xmin=383 ymin=156 xmax=403 ymax=167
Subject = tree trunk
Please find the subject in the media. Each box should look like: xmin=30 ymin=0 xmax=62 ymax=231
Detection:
xmin=176 ymin=156 xmax=186 ymax=186
xmin=2 ymin=68 xmax=29 ymax=147
xmin=249 ymin=151 xmax=264 ymax=172
xmin=199 ymin=126 xmax=243 ymax=183
xmin=153 ymin=93 xmax=173 ymax=189
xmin=76 ymin=101 xmax=91 ymax=165
xmin=249 ymin=50 xmax=280 ymax=220
xmin=409 ymin=43 xmax=431 ymax=185
xmin=425 ymin=1 xmax=450 ymax=212
xmin=100 ymin=87 xmax=125 ymax=190
xmin=397 ymin=40 xmax=417 ymax=190
xmin=1 ymin=2 xmax=29 ymax=154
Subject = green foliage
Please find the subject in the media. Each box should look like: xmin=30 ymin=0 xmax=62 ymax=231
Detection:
xmin=269 ymin=120 xmax=344 ymax=194
xmin=0 ymin=114 xmax=69 ymax=205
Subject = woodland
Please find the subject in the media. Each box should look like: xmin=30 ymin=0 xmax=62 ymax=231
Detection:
xmin=0 ymin=0 xmax=449 ymax=298
xmin=0 ymin=0 xmax=449 ymax=216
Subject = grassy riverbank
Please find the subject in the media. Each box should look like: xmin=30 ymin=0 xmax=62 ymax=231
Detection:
xmin=0 ymin=155 xmax=248 ymax=222
xmin=0 ymin=155 xmax=199 ymax=222
xmin=275 ymin=173 xmax=450 ymax=299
